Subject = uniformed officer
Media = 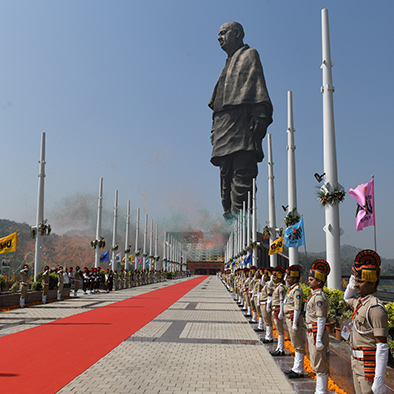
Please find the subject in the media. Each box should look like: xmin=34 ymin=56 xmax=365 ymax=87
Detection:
xmin=20 ymin=264 xmax=29 ymax=308
xmin=57 ymin=266 xmax=64 ymax=301
xmin=113 ymin=269 xmax=118 ymax=290
xmin=82 ymin=267 xmax=90 ymax=294
xmin=248 ymin=266 xmax=258 ymax=321
xmin=253 ymin=268 xmax=264 ymax=331
xmin=241 ymin=268 xmax=250 ymax=311
xmin=42 ymin=265 xmax=50 ymax=304
xmin=260 ymin=267 xmax=275 ymax=343
xmin=306 ymin=259 xmax=331 ymax=394
xmin=74 ymin=266 xmax=82 ymax=297
xmin=344 ymin=250 xmax=388 ymax=394
xmin=284 ymin=264 xmax=305 ymax=378
xmin=270 ymin=265 xmax=286 ymax=356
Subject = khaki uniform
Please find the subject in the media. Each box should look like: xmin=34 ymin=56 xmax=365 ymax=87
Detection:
xmin=42 ymin=269 xmax=50 ymax=296
xmin=252 ymin=279 xmax=261 ymax=313
xmin=20 ymin=269 xmax=29 ymax=299
xmin=272 ymin=282 xmax=286 ymax=335
xmin=305 ymin=288 xmax=329 ymax=375
xmin=259 ymin=280 xmax=274 ymax=327
xmin=243 ymin=276 xmax=251 ymax=307
xmin=348 ymin=294 xmax=388 ymax=394
xmin=284 ymin=283 xmax=305 ymax=353
xmin=57 ymin=269 xmax=64 ymax=297
xmin=249 ymin=278 xmax=258 ymax=312
xmin=74 ymin=268 xmax=82 ymax=293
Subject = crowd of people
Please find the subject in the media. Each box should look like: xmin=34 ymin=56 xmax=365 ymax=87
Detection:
xmin=19 ymin=265 xmax=172 ymax=306
xmin=219 ymin=249 xmax=389 ymax=394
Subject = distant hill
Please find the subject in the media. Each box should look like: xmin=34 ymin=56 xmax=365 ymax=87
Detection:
xmin=299 ymin=244 xmax=394 ymax=276
xmin=0 ymin=219 xmax=97 ymax=277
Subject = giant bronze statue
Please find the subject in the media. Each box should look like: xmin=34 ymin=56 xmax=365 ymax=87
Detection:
xmin=209 ymin=22 xmax=273 ymax=221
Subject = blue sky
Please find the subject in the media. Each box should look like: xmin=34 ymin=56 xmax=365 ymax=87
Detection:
xmin=0 ymin=1 xmax=393 ymax=258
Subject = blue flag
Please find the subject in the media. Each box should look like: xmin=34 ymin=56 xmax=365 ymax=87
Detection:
xmin=100 ymin=251 xmax=109 ymax=262
xmin=285 ymin=217 xmax=305 ymax=248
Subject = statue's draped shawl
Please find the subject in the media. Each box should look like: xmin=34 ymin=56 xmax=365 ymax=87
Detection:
xmin=209 ymin=45 xmax=272 ymax=111
xmin=209 ymin=45 xmax=273 ymax=166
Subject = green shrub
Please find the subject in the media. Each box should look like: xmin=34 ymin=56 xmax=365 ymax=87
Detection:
xmin=31 ymin=281 xmax=43 ymax=291
xmin=10 ymin=282 xmax=19 ymax=293
xmin=49 ymin=273 xmax=58 ymax=290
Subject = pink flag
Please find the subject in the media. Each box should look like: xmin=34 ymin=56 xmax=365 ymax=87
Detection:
xmin=348 ymin=179 xmax=375 ymax=231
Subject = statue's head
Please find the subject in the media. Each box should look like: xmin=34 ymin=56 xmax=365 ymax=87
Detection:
xmin=218 ymin=22 xmax=244 ymax=55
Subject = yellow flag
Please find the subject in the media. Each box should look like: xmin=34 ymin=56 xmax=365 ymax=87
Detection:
xmin=268 ymin=236 xmax=283 ymax=255
xmin=128 ymin=254 xmax=134 ymax=262
xmin=0 ymin=232 xmax=17 ymax=254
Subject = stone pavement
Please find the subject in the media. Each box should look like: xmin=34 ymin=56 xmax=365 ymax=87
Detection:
xmin=0 ymin=276 xmax=313 ymax=393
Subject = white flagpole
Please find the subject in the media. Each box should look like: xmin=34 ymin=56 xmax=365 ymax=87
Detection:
xmin=149 ymin=219 xmax=153 ymax=271
xmin=322 ymin=8 xmax=342 ymax=289
xmin=124 ymin=200 xmax=130 ymax=270
xmin=143 ymin=213 xmax=148 ymax=268
xmin=372 ymin=175 xmax=377 ymax=252
xmin=267 ymin=133 xmax=277 ymax=268
xmin=287 ymin=91 xmax=299 ymax=267
xmin=34 ymin=132 xmax=46 ymax=281
xmin=252 ymin=178 xmax=257 ymax=267
xmin=94 ymin=177 xmax=103 ymax=268
xmin=134 ymin=208 xmax=140 ymax=270
xmin=154 ymin=223 xmax=159 ymax=270
xmin=111 ymin=190 xmax=118 ymax=271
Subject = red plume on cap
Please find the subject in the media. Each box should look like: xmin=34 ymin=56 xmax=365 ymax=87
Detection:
xmin=354 ymin=249 xmax=381 ymax=269
xmin=309 ymin=259 xmax=330 ymax=282
xmin=352 ymin=250 xmax=381 ymax=282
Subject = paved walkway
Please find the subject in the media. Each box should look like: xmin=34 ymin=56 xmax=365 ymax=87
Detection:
xmin=1 ymin=276 xmax=308 ymax=393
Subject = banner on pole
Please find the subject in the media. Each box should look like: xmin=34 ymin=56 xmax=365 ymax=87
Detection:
xmin=0 ymin=232 xmax=17 ymax=254
xmin=100 ymin=251 xmax=109 ymax=262
xmin=349 ymin=179 xmax=375 ymax=231
xmin=284 ymin=217 xmax=305 ymax=248
xmin=268 ymin=236 xmax=283 ymax=255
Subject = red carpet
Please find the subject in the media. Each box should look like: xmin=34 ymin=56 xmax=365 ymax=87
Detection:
xmin=0 ymin=276 xmax=207 ymax=394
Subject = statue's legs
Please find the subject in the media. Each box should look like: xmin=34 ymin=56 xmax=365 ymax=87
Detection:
xmin=220 ymin=152 xmax=258 ymax=217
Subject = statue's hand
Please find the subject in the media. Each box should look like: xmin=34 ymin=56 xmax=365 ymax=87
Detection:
xmin=250 ymin=116 xmax=267 ymax=137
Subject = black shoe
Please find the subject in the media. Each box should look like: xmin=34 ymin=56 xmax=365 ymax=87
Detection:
xmin=254 ymin=328 xmax=265 ymax=332
xmin=248 ymin=320 xmax=257 ymax=324
xmin=270 ymin=350 xmax=285 ymax=356
xmin=261 ymin=338 xmax=273 ymax=343
xmin=284 ymin=370 xmax=292 ymax=375
xmin=241 ymin=308 xmax=247 ymax=311
xmin=287 ymin=371 xmax=303 ymax=379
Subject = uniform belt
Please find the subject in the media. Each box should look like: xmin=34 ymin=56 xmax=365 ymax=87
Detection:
xmin=21 ymin=282 xmax=28 ymax=286
xmin=352 ymin=350 xmax=364 ymax=359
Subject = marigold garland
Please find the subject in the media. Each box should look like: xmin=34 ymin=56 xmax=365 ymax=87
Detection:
xmin=271 ymin=323 xmax=348 ymax=394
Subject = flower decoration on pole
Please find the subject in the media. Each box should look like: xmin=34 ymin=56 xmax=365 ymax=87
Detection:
xmin=31 ymin=220 xmax=51 ymax=239
xmin=262 ymin=225 xmax=271 ymax=239
xmin=90 ymin=237 xmax=106 ymax=249
xmin=111 ymin=244 xmax=119 ymax=251
xmin=317 ymin=186 xmax=345 ymax=206
xmin=284 ymin=208 xmax=300 ymax=227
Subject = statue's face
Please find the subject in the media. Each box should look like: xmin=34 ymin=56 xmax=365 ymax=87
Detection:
xmin=218 ymin=23 xmax=238 ymax=54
